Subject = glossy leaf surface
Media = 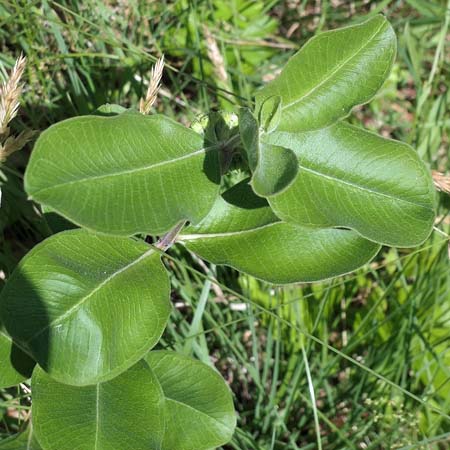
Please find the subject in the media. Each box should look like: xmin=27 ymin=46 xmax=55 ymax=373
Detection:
xmin=264 ymin=122 xmax=436 ymax=247
xmin=0 ymin=327 xmax=35 ymax=388
xmin=32 ymin=361 xmax=165 ymax=450
xmin=146 ymin=351 xmax=236 ymax=450
xmin=25 ymin=112 xmax=220 ymax=235
xmin=255 ymin=15 xmax=396 ymax=132
xmin=0 ymin=230 xmax=171 ymax=386
xmin=181 ymin=180 xmax=380 ymax=284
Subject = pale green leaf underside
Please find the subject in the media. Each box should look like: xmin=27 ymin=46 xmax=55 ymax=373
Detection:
xmin=264 ymin=122 xmax=436 ymax=247
xmin=238 ymin=108 xmax=259 ymax=171
xmin=32 ymin=361 xmax=165 ymax=450
xmin=0 ymin=427 xmax=42 ymax=450
xmin=239 ymin=108 xmax=297 ymax=197
xmin=24 ymin=112 xmax=220 ymax=235
xmin=255 ymin=15 xmax=396 ymax=132
xmin=181 ymin=180 xmax=380 ymax=284
xmin=258 ymin=95 xmax=282 ymax=133
xmin=145 ymin=351 xmax=236 ymax=450
xmin=0 ymin=327 xmax=35 ymax=389
xmin=251 ymin=143 xmax=298 ymax=197
xmin=0 ymin=230 xmax=171 ymax=386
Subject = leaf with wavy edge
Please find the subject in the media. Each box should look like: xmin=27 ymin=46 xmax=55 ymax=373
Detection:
xmin=264 ymin=122 xmax=436 ymax=247
xmin=145 ymin=351 xmax=236 ymax=450
xmin=180 ymin=180 xmax=380 ymax=284
xmin=25 ymin=112 xmax=220 ymax=235
xmin=32 ymin=361 xmax=165 ymax=450
xmin=0 ymin=229 xmax=171 ymax=386
xmin=255 ymin=15 xmax=396 ymax=132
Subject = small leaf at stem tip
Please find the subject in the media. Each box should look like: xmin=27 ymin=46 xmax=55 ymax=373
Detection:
xmin=238 ymin=107 xmax=259 ymax=171
xmin=258 ymin=95 xmax=282 ymax=133
xmin=251 ymin=143 xmax=298 ymax=197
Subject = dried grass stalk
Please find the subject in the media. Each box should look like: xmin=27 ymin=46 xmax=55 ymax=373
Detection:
xmin=139 ymin=55 xmax=165 ymax=114
xmin=0 ymin=129 xmax=36 ymax=163
xmin=203 ymin=26 xmax=228 ymax=84
xmin=0 ymin=54 xmax=27 ymax=136
xmin=0 ymin=54 xmax=34 ymax=164
xmin=432 ymin=170 xmax=450 ymax=195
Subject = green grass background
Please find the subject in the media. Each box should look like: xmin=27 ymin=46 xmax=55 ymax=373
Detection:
xmin=0 ymin=0 xmax=449 ymax=448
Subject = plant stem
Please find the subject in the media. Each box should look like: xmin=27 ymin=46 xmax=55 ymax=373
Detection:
xmin=156 ymin=220 xmax=187 ymax=251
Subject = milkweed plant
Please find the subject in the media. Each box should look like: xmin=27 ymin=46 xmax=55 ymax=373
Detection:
xmin=0 ymin=15 xmax=443 ymax=450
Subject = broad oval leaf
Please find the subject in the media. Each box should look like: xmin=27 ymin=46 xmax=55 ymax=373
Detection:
xmin=145 ymin=351 xmax=236 ymax=450
xmin=264 ymin=122 xmax=436 ymax=247
xmin=255 ymin=15 xmax=396 ymax=132
xmin=32 ymin=361 xmax=165 ymax=450
xmin=0 ymin=229 xmax=171 ymax=386
xmin=180 ymin=180 xmax=380 ymax=284
xmin=0 ymin=326 xmax=35 ymax=388
xmin=0 ymin=426 xmax=42 ymax=449
xmin=25 ymin=112 xmax=220 ymax=235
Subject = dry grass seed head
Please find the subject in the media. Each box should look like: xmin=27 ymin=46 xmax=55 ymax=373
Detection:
xmin=432 ymin=170 xmax=450 ymax=195
xmin=0 ymin=54 xmax=27 ymax=136
xmin=139 ymin=54 xmax=165 ymax=114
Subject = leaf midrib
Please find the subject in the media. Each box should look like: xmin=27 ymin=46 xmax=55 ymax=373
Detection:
xmin=30 ymin=147 xmax=208 ymax=196
xmin=0 ymin=329 xmax=12 ymax=342
xmin=298 ymin=165 xmax=434 ymax=211
xmin=25 ymin=248 xmax=155 ymax=344
xmin=180 ymin=222 xmax=281 ymax=241
xmin=282 ymin=20 xmax=386 ymax=112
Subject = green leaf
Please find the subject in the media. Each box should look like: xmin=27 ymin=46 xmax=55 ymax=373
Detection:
xmin=32 ymin=361 xmax=165 ymax=450
xmin=92 ymin=103 xmax=128 ymax=117
xmin=255 ymin=15 xmax=396 ymax=132
xmin=0 ymin=229 xmax=171 ymax=386
xmin=238 ymin=108 xmax=298 ymax=197
xmin=251 ymin=143 xmax=298 ymax=197
xmin=25 ymin=112 xmax=220 ymax=235
xmin=145 ymin=351 xmax=236 ymax=450
xmin=264 ymin=122 xmax=436 ymax=247
xmin=0 ymin=426 xmax=42 ymax=449
xmin=258 ymin=95 xmax=282 ymax=133
xmin=0 ymin=326 xmax=35 ymax=389
xmin=41 ymin=205 xmax=77 ymax=234
xmin=238 ymin=107 xmax=259 ymax=171
xmin=180 ymin=180 xmax=380 ymax=284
